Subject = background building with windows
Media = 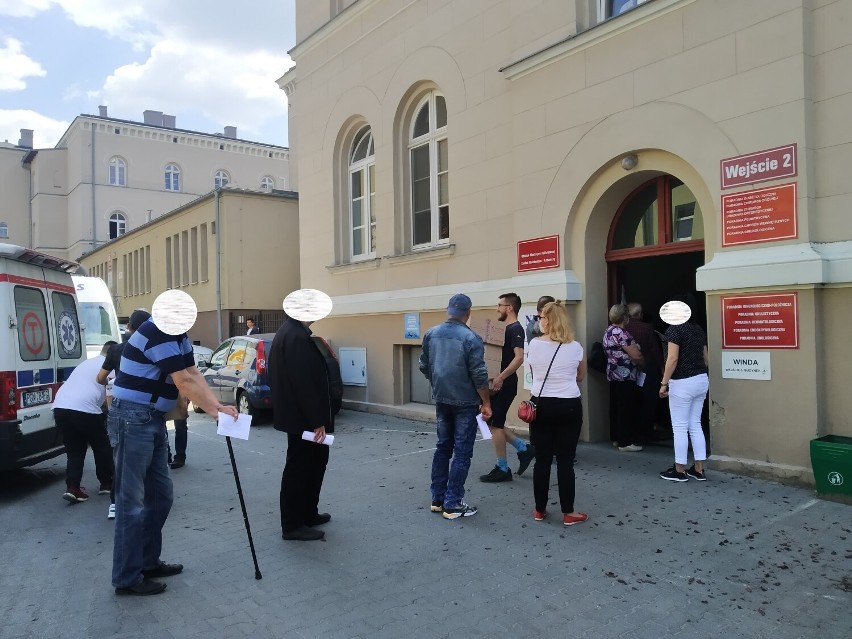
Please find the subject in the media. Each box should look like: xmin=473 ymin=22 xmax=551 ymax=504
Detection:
xmin=79 ymin=188 xmax=300 ymax=348
xmin=281 ymin=0 xmax=852 ymax=483
xmin=3 ymin=107 xmax=289 ymax=261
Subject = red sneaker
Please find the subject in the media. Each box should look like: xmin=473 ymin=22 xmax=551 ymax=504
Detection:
xmin=533 ymin=510 xmax=547 ymax=521
xmin=63 ymin=486 xmax=90 ymax=503
xmin=562 ymin=512 xmax=588 ymax=526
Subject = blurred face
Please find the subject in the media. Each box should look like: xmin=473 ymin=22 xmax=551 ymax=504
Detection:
xmin=538 ymin=313 xmax=550 ymax=334
xmin=246 ymin=319 xmax=255 ymax=329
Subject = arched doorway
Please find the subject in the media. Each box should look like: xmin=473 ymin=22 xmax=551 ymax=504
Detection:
xmin=606 ymin=174 xmax=707 ymax=446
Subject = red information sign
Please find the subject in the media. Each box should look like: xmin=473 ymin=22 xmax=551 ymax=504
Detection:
xmin=517 ymin=235 xmax=560 ymax=272
xmin=721 ymin=183 xmax=797 ymax=247
xmin=720 ymin=144 xmax=797 ymax=189
xmin=721 ymin=292 xmax=798 ymax=349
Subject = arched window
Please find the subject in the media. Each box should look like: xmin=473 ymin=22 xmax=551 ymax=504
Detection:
xmin=260 ymin=176 xmax=275 ymax=191
xmin=409 ymin=91 xmax=448 ymax=248
xmin=0 ymin=222 xmax=8 ymax=239
xmin=109 ymin=212 xmax=127 ymax=239
xmin=349 ymin=126 xmax=376 ymax=260
xmin=214 ymin=170 xmax=230 ymax=189
xmin=607 ymin=175 xmax=704 ymax=258
xmin=109 ymin=157 xmax=126 ymax=186
xmin=165 ymin=164 xmax=181 ymax=192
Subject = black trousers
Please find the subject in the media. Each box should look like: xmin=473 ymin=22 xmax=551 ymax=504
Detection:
xmin=635 ymin=368 xmax=661 ymax=442
xmin=173 ymin=419 xmax=188 ymax=459
xmin=529 ymin=397 xmax=582 ymax=514
xmin=54 ymin=407 xmax=113 ymax=489
xmin=280 ymin=433 xmax=330 ymax=532
xmin=610 ymin=380 xmax=642 ymax=447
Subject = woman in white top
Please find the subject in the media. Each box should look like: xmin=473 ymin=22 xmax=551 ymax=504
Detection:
xmin=526 ymin=301 xmax=588 ymax=526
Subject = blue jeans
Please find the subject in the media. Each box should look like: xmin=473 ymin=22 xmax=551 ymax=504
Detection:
xmin=431 ymin=403 xmax=479 ymax=508
xmin=107 ymin=398 xmax=173 ymax=588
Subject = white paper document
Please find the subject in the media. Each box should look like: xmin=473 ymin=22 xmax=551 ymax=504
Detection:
xmin=217 ymin=412 xmax=251 ymax=440
xmin=476 ymin=413 xmax=492 ymax=440
xmin=302 ymin=431 xmax=334 ymax=446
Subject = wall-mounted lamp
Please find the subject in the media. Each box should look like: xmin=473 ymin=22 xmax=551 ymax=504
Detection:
xmin=621 ymin=154 xmax=638 ymax=171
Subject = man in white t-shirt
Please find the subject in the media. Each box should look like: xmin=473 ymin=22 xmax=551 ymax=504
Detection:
xmin=54 ymin=341 xmax=117 ymax=504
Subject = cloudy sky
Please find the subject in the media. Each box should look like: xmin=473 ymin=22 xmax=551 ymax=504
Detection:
xmin=0 ymin=0 xmax=295 ymax=149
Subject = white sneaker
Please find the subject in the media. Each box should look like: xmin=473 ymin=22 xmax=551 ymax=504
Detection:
xmin=108 ymin=504 xmax=116 ymax=520
xmin=618 ymin=444 xmax=644 ymax=452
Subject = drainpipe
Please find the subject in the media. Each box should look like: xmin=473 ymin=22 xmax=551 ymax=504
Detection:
xmin=215 ymin=187 xmax=223 ymax=344
xmin=91 ymin=123 xmax=97 ymax=251
xmin=28 ymin=163 xmax=33 ymax=248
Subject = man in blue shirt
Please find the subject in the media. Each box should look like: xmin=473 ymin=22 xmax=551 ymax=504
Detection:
xmin=109 ymin=315 xmax=238 ymax=596
xmin=419 ymin=294 xmax=492 ymax=520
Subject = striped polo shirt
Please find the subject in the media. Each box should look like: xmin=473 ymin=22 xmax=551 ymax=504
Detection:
xmin=112 ymin=319 xmax=194 ymax=412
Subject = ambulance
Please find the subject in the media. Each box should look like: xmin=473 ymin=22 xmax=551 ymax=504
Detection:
xmin=72 ymin=275 xmax=121 ymax=359
xmin=0 ymin=244 xmax=86 ymax=470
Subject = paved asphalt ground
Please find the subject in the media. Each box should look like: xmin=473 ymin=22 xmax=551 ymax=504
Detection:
xmin=1 ymin=409 xmax=850 ymax=639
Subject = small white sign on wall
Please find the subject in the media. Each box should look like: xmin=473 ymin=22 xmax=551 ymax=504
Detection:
xmin=721 ymin=351 xmax=771 ymax=380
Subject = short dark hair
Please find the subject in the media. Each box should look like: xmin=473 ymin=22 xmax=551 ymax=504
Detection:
xmin=499 ymin=293 xmax=521 ymax=314
xmin=537 ymin=295 xmax=555 ymax=312
xmin=246 ymin=317 xmax=255 ymax=323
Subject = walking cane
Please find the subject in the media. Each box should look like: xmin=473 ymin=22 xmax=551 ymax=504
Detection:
xmin=225 ymin=436 xmax=262 ymax=579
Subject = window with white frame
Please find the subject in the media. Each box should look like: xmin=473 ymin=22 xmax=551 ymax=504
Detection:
xmin=165 ymin=163 xmax=181 ymax=192
xmin=599 ymin=0 xmax=651 ymax=21
xmin=109 ymin=157 xmax=126 ymax=186
xmin=109 ymin=212 xmax=127 ymax=239
xmin=0 ymin=222 xmax=8 ymax=238
xmin=349 ymin=126 xmax=376 ymax=260
xmin=214 ymin=170 xmax=230 ymax=188
xmin=409 ymin=91 xmax=449 ymax=248
xmin=260 ymin=175 xmax=274 ymax=191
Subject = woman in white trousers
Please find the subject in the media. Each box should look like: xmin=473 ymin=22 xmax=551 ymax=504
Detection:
xmin=658 ymin=302 xmax=709 ymax=482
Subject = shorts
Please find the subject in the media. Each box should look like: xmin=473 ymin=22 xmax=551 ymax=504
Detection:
xmin=488 ymin=382 xmax=518 ymax=428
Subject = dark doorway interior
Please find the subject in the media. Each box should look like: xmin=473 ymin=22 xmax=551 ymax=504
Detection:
xmin=609 ymin=250 xmax=709 ymax=449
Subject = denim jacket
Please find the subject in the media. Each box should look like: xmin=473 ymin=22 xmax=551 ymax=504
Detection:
xmin=419 ymin=318 xmax=488 ymax=407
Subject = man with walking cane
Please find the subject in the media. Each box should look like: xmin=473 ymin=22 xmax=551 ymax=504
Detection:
xmin=108 ymin=290 xmax=238 ymax=596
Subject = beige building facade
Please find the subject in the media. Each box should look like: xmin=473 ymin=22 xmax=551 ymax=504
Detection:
xmin=281 ymin=0 xmax=852 ymax=483
xmin=2 ymin=108 xmax=289 ymax=261
xmin=79 ymin=188 xmax=300 ymax=349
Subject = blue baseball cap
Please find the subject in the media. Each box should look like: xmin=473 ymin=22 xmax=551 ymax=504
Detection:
xmin=447 ymin=293 xmax=472 ymax=318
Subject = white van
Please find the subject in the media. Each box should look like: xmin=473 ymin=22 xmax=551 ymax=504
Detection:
xmin=0 ymin=244 xmax=86 ymax=471
xmin=72 ymin=275 xmax=121 ymax=359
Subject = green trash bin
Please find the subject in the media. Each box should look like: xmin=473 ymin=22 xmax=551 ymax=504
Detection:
xmin=810 ymin=435 xmax=852 ymax=502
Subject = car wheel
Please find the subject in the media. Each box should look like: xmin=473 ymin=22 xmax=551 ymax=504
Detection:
xmin=237 ymin=392 xmax=253 ymax=416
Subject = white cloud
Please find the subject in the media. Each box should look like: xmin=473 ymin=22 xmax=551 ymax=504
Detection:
xmin=0 ymin=0 xmax=52 ymax=18
xmin=0 ymin=109 xmax=69 ymax=148
xmin=95 ymin=40 xmax=291 ymax=141
xmin=0 ymin=37 xmax=46 ymax=91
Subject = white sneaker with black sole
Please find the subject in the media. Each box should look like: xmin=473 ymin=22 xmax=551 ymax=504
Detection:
xmin=108 ymin=504 xmax=116 ymax=519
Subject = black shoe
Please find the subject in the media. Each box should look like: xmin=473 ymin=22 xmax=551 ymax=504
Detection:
xmin=659 ymin=466 xmax=689 ymax=482
xmin=170 ymin=458 xmax=185 ymax=469
xmin=517 ymin=445 xmax=535 ymax=476
xmin=430 ymin=500 xmax=443 ymax=513
xmin=115 ymin=579 xmax=167 ymax=596
xmin=480 ymin=466 xmax=513 ymax=482
xmin=282 ymin=526 xmax=325 ymax=541
xmin=307 ymin=513 xmax=331 ymax=527
xmin=685 ymin=465 xmax=707 ymax=481
xmin=142 ymin=562 xmax=184 ymax=578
